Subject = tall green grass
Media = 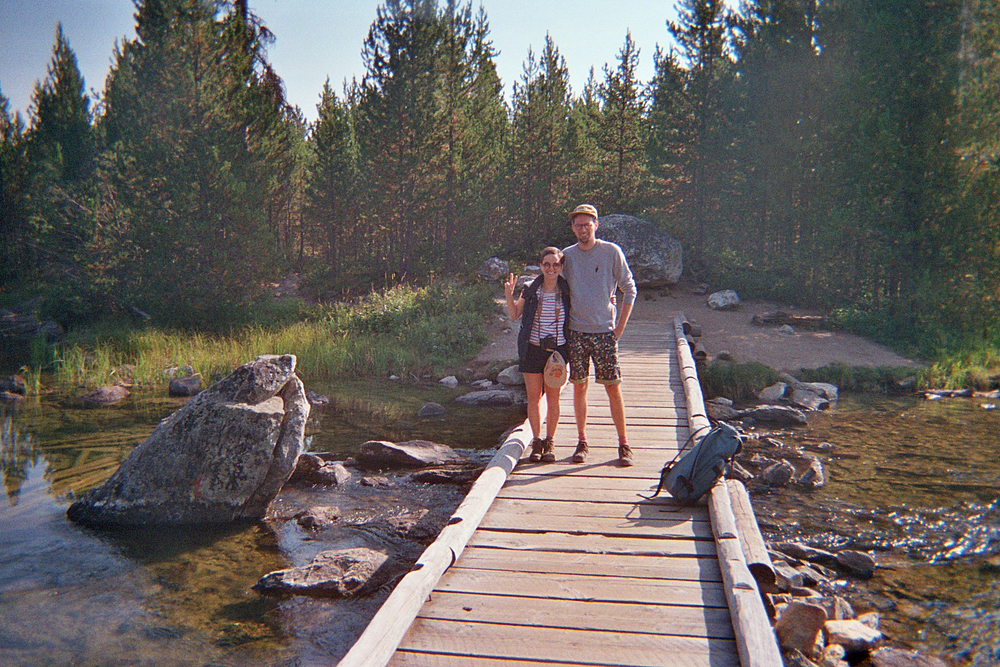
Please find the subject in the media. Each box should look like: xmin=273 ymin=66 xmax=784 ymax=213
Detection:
xmin=39 ymin=282 xmax=495 ymax=391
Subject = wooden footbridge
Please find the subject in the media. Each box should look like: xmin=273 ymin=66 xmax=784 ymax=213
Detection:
xmin=340 ymin=317 xmax=781 ymax=667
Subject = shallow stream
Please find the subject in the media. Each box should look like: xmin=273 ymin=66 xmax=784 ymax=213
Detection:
xmin=749 ymin=394 xmax=1000 ymax=666
xmin=1 ymin=384 xmax=997 ymax=665
xmin=0 ymin=379 xmax=521 ymax=666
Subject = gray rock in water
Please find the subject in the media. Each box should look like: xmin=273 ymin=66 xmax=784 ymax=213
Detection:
xmin=168 ymin=375 xmax=203 ymax=397
xmin=706 ymin=401 xmax=742 ymax=421
xmin=252 ymin=547 xmax=402 ymax=598
xmin=596 ymin=214 xmax=683 ymax=287
xmin=438 ymin=376 xmax=459 ymax=388
xmin=824 ymin=619 xmax=883 ymax=653
xmin=1 ymin=390 xmax=24 ymax=404
xmin=795 ymin=456 xmax=827 ymax=489
xmin=776 ymin=542 xmax=837 ymax=567
xmin=835 ymin=549 xmax=876 ymax=579
xmin=357 ymin=440 xmax=465 ymax=470
xmin=707 ymin=289 xmax=740 ymax=310
xmin=294 ymin=505 xmax=341 ymax=530
xmin=758 ymin=382 xmax=787 ymax=403
xmin=763 ymin=460 xmax=796 ymax=487
xmin=775 ymin=601 xmax=827 ymax=659
xmin=867 ymin=647 xmax=950 ymax=667
xmin=79 ymin=385 xmax=130 ymax=405
xmin=798 ymin=381 xmax=839 ymax=401
xmin=791 ymin=387 xmax=830 ymax=411
xmin=289 ymin=454 xmax=351 ymax=486
xmin=455 ymin=388 xmax=524 ymax=406
xmin=67 ymin=354 xmax=309 ymax=527
xmin=740 ymin=405 xmax=808 ymax=426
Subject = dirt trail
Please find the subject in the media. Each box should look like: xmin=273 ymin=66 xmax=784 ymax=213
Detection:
xmin=475 ymin=283 xmax=920 ymax=373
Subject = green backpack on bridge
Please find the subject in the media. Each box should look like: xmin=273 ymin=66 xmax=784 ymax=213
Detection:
xmin=646 ymin=422 xmax=742 ymax=504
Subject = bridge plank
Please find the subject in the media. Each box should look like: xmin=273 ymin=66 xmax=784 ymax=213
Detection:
xmin=415 ymin=591 xmax=736 ymax=638
xmin=453 ymin=547 xmax=724 ymax=582
xmin=393 ymin=619 xmax=739 ymax=667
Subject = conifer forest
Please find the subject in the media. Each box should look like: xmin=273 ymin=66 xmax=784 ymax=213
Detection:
xmin=2 ymin=0 xmax=1000 ymax=357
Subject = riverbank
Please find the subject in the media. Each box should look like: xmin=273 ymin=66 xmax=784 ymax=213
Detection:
xmin=475 ymin=281 xmax=921 ymax=372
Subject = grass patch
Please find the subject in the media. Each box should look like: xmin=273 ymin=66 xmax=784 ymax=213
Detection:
xmin=796 ymin=363 xmax=920 ymax=393
xmin=699 ymin=360 xmax=780 ymax=402
xmin=31 ymin=281 xmax=496 ymax=392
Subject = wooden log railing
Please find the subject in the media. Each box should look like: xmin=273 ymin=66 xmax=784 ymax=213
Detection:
xmin=675 ymin=314 xmax=783 ymax=667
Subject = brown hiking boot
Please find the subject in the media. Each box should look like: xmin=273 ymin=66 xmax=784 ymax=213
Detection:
xmin=540 ymin=436 xmax=556 ymax=462
xmin=527 ymin=437 xmax=543 ymax=463
xmin=618 ymin=443 xmax=634 ymax=467
xmin=572 ymin=441 xmax=589 ymax=463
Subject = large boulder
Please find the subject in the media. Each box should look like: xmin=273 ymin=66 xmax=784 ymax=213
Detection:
xmin=67 ymin=354 xmax=309 ymax=527
xmin=476 ymin=256 xmax=509 ymax=282
xmin=596 ymin=214 xmax=683 ymax=287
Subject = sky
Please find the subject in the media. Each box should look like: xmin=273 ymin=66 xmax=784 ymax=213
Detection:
xmin=0 ymin=0 xmax=682 ymax=124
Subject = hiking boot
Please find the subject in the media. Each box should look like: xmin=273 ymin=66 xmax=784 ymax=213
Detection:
xmin=618 ymin=443 xmax=634 ymax=467
xmin=572 ymin=441 xmax=589 ymax=463
xmin=527 ymin=437 xmax=543 ymax=463
xmin=540 ymin=436 xmax=556 ymax=462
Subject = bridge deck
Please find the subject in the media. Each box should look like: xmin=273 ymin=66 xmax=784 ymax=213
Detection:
xmin=388 ymin=321 xmax=741 ymax=667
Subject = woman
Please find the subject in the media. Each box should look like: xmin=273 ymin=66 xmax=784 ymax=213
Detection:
xmin=504 ymin=247 xmax=571 ymax=463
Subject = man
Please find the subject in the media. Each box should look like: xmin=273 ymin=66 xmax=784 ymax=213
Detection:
xmin=562 ymin=204 xmax=637 ymax=466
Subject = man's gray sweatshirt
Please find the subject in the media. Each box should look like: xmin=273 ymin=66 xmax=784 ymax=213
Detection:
xmin=562 ymin=239 xmax=637 ymax=334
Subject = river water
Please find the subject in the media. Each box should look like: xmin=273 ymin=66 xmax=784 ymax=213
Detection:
xmin=748 ymin=394 xmax=1000 ymax=667
xmin=0 ymin=379 xmax=521 ymax=666
xmin=1 ymin=385 xmax=997 ymax=665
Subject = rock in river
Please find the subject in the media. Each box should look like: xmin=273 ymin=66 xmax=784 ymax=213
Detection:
xmin=253 ymin=547 xmax=403 ymax=598
xmin=67 ymin=354 xmax=310 ymax=527
xmin=357 ymin=440 xmax=466 ymax=470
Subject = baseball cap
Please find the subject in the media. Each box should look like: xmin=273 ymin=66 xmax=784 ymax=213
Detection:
xmin=569 ymin=204 xmax=598 ymax=220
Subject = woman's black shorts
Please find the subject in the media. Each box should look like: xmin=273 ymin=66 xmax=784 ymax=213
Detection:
xmin=519 ymin=342 xmax=570 ymax=375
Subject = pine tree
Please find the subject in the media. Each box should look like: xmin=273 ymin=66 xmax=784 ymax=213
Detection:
xmin=665 ymin=0 xmax=733 ymax=269
xmin=305 ymin=80 xmax=359 ymax=284
xmin=725 ymin=0 xmax=823 ymax=287
xmin=21 ymin=24 xmax=96 ymax=291
xmin=509 ymin=35 xmax=573 ymax=245
xmin=95 ymin=0 xmax=284 ymax=322
xmin=567 ymin=68 xmax=603 ymax=207
xmin=0 ymin=94 xmax=28 ymax=286
xmin=597 ymin=32 xmax=648 ymax=215
xmin=645 ymin=46 xmax=692 ymax=225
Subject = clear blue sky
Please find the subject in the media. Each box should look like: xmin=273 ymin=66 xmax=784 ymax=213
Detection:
xmin=0 ymin=0 xmax=682 ymax=124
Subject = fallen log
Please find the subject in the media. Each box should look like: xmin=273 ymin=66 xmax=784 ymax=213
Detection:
xmin=751 ymin=311 xmax=826 ymax=329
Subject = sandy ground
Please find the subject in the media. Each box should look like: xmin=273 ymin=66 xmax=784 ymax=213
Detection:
xmin=475 ymin=282 xmax=920 ymax=373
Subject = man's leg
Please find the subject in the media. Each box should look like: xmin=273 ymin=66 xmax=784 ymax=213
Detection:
xmin=604 ymin=382 xmax=627 ymax=444
xmin=573 ymin=380 xmax=589 ymax=443
xmin=593 ymin=332 xmax=631 ymax=466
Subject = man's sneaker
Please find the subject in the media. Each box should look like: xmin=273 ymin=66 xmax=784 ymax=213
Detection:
xmin=528 ymin=438 xmax=543 ymax=463
xmin=618 ymin=443 xmax=634 ymax=467
xmin=572 ymin=441 xmax=589 ymax=463
xmin=540 ymin=436 xmax=556 ymax=462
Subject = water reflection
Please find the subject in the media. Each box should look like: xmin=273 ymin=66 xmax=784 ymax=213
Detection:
xmin=0 ymin=379 xmax=521 ymax=666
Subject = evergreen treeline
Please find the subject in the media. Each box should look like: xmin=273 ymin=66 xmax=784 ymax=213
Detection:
xmin=2 ymin=0 xmax=999 ymax=354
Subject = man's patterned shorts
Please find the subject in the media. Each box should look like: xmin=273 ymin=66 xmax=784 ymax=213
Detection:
xmin=568 ymin=330 xmax=621 ymax=385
